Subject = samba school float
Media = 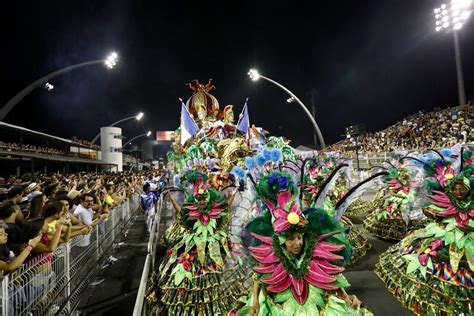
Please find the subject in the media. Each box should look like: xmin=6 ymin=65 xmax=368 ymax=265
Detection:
xmin=375 ymin=148 xmax=474 ymax=315
xmin=145 ymin=80 xmax=386 ymax=315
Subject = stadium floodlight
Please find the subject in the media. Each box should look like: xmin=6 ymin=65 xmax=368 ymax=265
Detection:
xmin=247 ymin=68 xmax=326 ymax=148
xmin=44 ymin=82 xmax=54 ymax=91
xmin=91 ymin=112 xmax=145 ymax=145
xmin=105 ymin=52 xmax=118 ymax=69
xmin=0 ymin=51 xmax=121 ymax=121
xmin=247 ymin=69 xmax=261 ymax=81
xmin=434 ymin=0 xmax=472 ymax=31
xmin=123 ymin=131 xmax=152 ymax=147
xmin=433 ymin=0 xmax=472 ymax=106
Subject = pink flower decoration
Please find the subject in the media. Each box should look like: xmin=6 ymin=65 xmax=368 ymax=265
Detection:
xmin=265 ymin=191 xmax=303 ymax=233
xmin=388 ymin=179 xmax=412 ymax=194
xmin=434 ymin=165 xmax=456 ymax=187
xmin=418 ymin=240 xmax=443 ymax=266
xmin=250 ymin=232 xmax=345 ymax=305
xmin=177 ymin=250 xmax=196 ymax=271
xmin=185 ymin=201 xmax=224 ymax=225
xmin=430 ymin=190 xmax=474 ymax=227
xmin=308 ymin=165 xmax=320 ymax=179
xmin=303 ymin=184 xmax=319 ymax=195
xmin=192 ymin=177 xmax=210 ymax=196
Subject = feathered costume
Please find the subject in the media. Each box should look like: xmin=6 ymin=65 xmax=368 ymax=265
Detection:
xmin=146 ymin=171 xmax=249 ymax=315
xmin=375 ymin=149 xmax=474 ymax=315
xmin=301 ymin=156 xmax=372 ymax=264
xmin=364 ymin=158 xmax=427 ymax=240
xmin=230 ymin=168 xmax=378 ymax=315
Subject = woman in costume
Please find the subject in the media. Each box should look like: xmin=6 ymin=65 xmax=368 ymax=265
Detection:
xmin=301 ymin=157 xmax=372 ymax=264
xmin=230 ymin=169 xmax=376 ymax=315
xmin=364 ymin=158 xmax=427 ymax=240
xmin=375 ymin=149 xmax=474 ymax=315
xmin=146 ymin=171 xmax=249 ymax=315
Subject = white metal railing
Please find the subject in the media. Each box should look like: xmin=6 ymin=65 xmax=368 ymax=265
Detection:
xmin=133 ymin=193 xmax=164 ymax=316
xmin=0 ymin=193 xmax=140 ymax=315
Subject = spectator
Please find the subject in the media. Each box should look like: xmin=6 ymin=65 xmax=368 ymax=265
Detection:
xmin=140 ymin=183 xmax=157 ymax=233
xmin=44 ymin=183 xmax=59 ymax=200
xmin=73 ymin=193 xmax=107 ymax=249
xmin=0 ymin=220 xmax=41 ymax=273
xmin=0 ymin=202 xmax=24 ymax=254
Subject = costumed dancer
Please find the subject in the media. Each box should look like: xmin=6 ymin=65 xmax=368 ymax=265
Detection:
xmin=230 ymin=165 xmax=383 ymax=315
xmin=301 ymin=157 xmax=372 ymax=264
xmin=141 ymin=182 xmax=158 ymax=233
xmin=375 ymin=148 xmax=474 ymax=315
xmin=146 ymin=171 xmax=249 ymax=315
xmin=364 ymin=157 xmax=427 ymax=240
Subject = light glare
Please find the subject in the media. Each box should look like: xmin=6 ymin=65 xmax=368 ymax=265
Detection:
xmin=136 ymin=112 xmax=144 ymax=120
xmin=248 ymin=68 xmax=261 ymax=81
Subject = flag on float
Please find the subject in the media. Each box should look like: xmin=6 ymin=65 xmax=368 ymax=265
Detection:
xmin=236 ymin=98 xmax=250 ymax=136
xmin=180 ymin=99 xmax=199 ymax=145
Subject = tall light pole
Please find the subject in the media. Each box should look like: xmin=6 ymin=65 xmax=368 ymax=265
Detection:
xmin=123 ymin=131 xmax=152 ymax=148
xmin=248 ymin=69 xmax=326 ymax=148
xmin=0 ymin=52 xmax=119 ymax=121
xmin=90 ymin=112 xmax=144 ymax=145
xmin=434 ymin=1 xmax=472 ymax=107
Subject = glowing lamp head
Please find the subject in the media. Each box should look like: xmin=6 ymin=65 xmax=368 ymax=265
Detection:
xmin=146 ymin=131 xmax=151 ymax=137
xmin=248 ymin=68 xmax=261 ymax=81
xmin=136 ymin=112 xmax=144 ymax=121
xmin=105 ymin=51 xmax=118 ymax=69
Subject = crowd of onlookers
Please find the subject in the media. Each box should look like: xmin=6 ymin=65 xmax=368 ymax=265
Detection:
xmin=329 ymin=104 xmax=474 ymax=153
xmin=71 ymin=136 xmax=101 ymax=151
xmin=0 ymin=141 xmax=66 ymax=156
xmin=0 ymin=140 xmax=143 ymax=162
xmin=0 ymin=170 xmax=165 ymax=277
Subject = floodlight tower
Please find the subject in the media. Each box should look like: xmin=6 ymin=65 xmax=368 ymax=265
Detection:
xmin=434 ymin=0 xmax=472 ymax=106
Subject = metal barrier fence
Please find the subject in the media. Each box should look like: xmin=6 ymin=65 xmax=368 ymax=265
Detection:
xmin=133 ymin=193 xmax=164 ymax=316
xmin=0 ymin=193 xmax=140 ymax=316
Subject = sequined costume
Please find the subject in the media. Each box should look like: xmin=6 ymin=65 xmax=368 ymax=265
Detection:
xmin=145 ymin=81 xmax=251 ymax=315
xmin=230 ymin=168 xmax=378 ymax=315
xmin=375 ymin=149 xmax=474 ymax=315
xmin=301 ymin=156 xmax=372 ymax=264
xmin=364 ymin=160 xmax=427 ymax=240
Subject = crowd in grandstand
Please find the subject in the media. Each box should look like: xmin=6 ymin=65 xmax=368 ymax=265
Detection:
xmin=330 ymin=104 xmax=474 ymax=153
xmin=0 ymin=170 xmax=165 ymax=276
xmin=71 ymin=137 xmax=101 ymax=150
xmin=0 ymin=140 xmax=142 ymax=162
xmin=0 ymin=141 xmax=66 ymax=156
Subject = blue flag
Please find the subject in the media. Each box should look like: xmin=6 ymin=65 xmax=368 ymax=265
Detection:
xmin=236 ymin=98 xmax=250 ymax=135
xmin=180 ymin=99 xmax=199 ymax=145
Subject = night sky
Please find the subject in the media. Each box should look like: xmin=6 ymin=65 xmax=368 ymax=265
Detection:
xmin=2 ymin=1 xmax=474 ymax=147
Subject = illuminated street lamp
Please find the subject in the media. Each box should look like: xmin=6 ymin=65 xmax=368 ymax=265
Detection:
xmin=0 ymin=51 xmax=120 ymax=121
xmin=123 ymin=131 xmax=152 ymax=147
xmin=91 ymin=112 xmax=144 ymax=145
xmin=434 ymin=0 xmax=472 ymax=106
xmin=248 ymin=69 xmax=326 ymax=148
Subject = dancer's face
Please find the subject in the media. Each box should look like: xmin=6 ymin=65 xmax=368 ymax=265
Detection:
xmin=452 ymin=181 xmax=469 ymax=201
xmin=285 ymin=232 xmax=303 ymax=255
